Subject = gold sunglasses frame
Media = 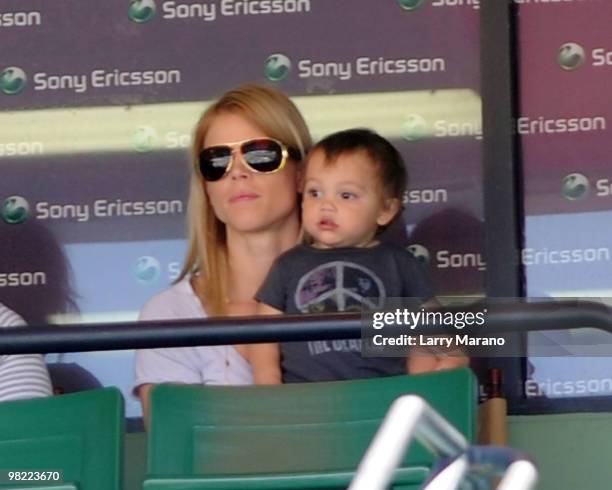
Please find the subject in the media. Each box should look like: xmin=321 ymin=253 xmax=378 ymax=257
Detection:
xmin=198 ymin=137 xmax=300 ymax=181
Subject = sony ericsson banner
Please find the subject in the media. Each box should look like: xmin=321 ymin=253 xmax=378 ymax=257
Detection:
xmin=517 ymin=1 xmax=612 ymax=217
xmin=0 ymin=0 xmax=480 ymax=110
xmin=517 ymin=0 xmax=612 ymax=402
xmin=0 ymin=154 xmax=189 ymax=243
xmin=0 ymin=0 xmax=485 ymax=300
xmin=517 ymin=0 xmax=612 ymax=294
xmin=1 ymin=0 xmax=485 ymax=418
xmin=63 ymin=239 xmax=187 ymax=314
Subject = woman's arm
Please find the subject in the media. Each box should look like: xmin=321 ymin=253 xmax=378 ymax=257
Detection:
xmin=137 ymin=383 xmax=154 ymax=429
xmin=0 ymin=304 xmax=52 ymax=401
xmin=0 ymin=352 xmax=52 ymax=401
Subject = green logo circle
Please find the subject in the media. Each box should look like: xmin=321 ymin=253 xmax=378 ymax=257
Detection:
xmin=2 ymin=196 xmax=30 ymax=224
xmin=407 ymin=244 xmax=430 ymax=265
xmin=401 ymin=114 xmax=428 ymax=141
xmin=133 ymin=256 xmax=161 ymax=284
xmin=562 ymin=173 xmax=590 ymax=200
xmin=0 ymin=67 xmax=27 ymax=95
xmin=558 ymin=43 xmax=585 ymax=71
xmin=132 ymin=126 xmax=158 ymax=152
xmin=397 ymin=0 xmax=426 ymax=11
xmin=129 ymin=0 xmax=156 ymax=23
xmin=265 ymin=54 xmax=291 ymax=82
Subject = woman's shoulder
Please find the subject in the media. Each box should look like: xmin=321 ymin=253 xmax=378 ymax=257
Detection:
xmin=139 ymin=277 xmax=206 ymax=321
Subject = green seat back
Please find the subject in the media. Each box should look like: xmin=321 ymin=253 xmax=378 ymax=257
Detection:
xmin=0 ymin=387 xmax=124 ymax=490
xmin=147 ymin=368 xmax=476 ymax=489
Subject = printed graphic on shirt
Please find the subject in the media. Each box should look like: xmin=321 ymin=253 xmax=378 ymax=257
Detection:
xmin=307 ymin=339 xmax=363 ymax=355
xmin=294 ymin=260 xmax=386 ymax=313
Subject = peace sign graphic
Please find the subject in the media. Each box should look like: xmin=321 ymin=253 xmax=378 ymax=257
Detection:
xmin=294 ymin=261 xmax=386 ymax=313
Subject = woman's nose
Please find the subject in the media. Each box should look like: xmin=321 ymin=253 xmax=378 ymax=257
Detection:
xmin=228 ymin=151 xmax=251 ymax=180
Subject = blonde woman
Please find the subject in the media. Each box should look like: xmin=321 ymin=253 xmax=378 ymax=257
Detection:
xmin=134 ymin=84 xmax=312 ymax=420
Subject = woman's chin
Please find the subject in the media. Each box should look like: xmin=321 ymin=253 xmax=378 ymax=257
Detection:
xmin=226 ymin=215 xmax=296 ymax=235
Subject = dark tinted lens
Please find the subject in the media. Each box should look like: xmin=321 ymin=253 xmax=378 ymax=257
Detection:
xmin=199 ymin=146 xmax=232 ymax=181
xmin=241 ymin=139 xmax=283 ymax=173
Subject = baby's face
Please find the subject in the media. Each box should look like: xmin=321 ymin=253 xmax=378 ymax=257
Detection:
xmin=302 ymin=150 xmax=398 ymax=249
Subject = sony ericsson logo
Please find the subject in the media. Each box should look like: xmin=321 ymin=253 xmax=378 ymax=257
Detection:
xmin=133 ymin=127 xmax=190 ymax=150
xmin=522 ymin=247 xmax=610 ymax=266
xmin=265 ymin=54 xmax=292 ymax=82
xmin=558 ymin=43 xmax=612 ymax=70
xmin=133 ymin=256 xmax=161 ymax=284
xmin=131 ymin=1 xmax=310 ymax=22
xmin=402 ymin=114 xmax=428 ymax=141
xmin=129 ymin=0 xmax=157 ymax=23
xmin=2 ymin=68 xmax=180 ymax=94
xmin=2 ymin=195 xmax=30 ymax=224
xmin=133 ymin=257 xmax=183 ymax=284
xmin=558 ymin=43 xmax=585 ymax=71
xmin=408 ymin=244 xmax=487 ymax=271
xmin=402 ymin=114 xmax=482 ymax=141
xmin=562 ymin=173 xmax=590 ymax=201
xmin=517 ymin=116 xmax=606 ymax=135
xmin=397 ymin=0 xmax=480 ymax=10
xmin=404 ymin=188 xmax=448 ymax=204
xmin=275 ymin=56 xmax=445 ymax=82
xmin=0 ymin=11 xmax=42 ymax=27
xmin=0 ymin=66 xmax=27 ymax=95
xmin=407 ymin=244 xmax=430 ymax=266
xmin=397 ymin=0 xmax=426 ymax=10
xmin=0 ymin=140 xmax=44 ymax=157
xmin=132 ymin=126 xmax=159 ymax=152
xmin=561 ymin=173 xmax=612 ymax=200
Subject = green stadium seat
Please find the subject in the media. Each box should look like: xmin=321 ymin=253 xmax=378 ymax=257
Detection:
xmin=0 ymin=387 xmax=124 ymax=490
xmin=145 ymin=368 xmax=477 ymax=489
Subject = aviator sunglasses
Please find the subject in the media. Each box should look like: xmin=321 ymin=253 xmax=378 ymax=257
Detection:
xmin=198 ymin=137 xmax=302 ymax=182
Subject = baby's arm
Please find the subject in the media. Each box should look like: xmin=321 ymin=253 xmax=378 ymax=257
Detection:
xmin=406 ymin=298 xmax=469 ymax=374
xmin=407 ymin=349 xmax=469 ymax=374
xmin=248 ymin=303 xmax=284 ymax=384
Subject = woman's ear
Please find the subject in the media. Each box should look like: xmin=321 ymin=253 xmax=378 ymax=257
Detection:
xmin=376 ymin=198 xmax=401 ymax=227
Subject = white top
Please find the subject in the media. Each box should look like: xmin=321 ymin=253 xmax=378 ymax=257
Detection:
xmin=0 ymin=303 xmax=53 ymax=402
xmin=133 ymin=277 xmax=253 ymax=392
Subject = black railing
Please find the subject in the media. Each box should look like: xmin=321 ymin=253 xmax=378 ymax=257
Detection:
xmin=1 ymin=301 xmax=611 ymax=355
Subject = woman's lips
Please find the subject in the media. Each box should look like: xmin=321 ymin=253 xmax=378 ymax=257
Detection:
xmin=229 ymin=192 xmax=260 ymax=203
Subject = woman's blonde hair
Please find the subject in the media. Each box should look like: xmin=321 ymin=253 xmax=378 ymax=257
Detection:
xmin=177 ymin=83 xmax=312 ymax=315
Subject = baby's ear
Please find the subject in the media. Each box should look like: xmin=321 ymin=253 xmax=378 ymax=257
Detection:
xmin=377 ymin=198 xmax=401 ymax=226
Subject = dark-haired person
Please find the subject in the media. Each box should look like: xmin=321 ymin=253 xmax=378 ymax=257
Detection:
xmin=0 ymin=302 xmax=52 ymax=401
xmin=252 ymin=129 xmax=468 ymax=383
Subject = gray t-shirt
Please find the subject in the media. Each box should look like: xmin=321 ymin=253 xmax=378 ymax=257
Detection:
xmin=256 ymin=243 xmax=434 ymax=383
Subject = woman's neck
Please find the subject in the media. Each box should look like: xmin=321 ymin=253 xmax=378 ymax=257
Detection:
xmin=225 ymin=219 xmax=300 ymax=302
